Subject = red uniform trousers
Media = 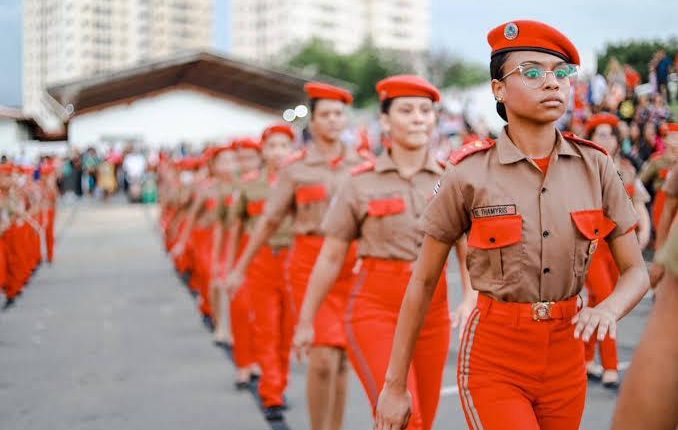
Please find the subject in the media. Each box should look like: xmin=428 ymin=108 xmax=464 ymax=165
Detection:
xmin=230 ymin=236 xmax=257 ymax=368
xmin=653 ymin=190 xmax=667 ymax=229
xmin=458 ymin=294 xmax=586 ymax=430
xmin=187 ymin=226 xmax=215 ymax=317
xmin=4 ymin=224 xmax=24 ymax=298
xmin=46 ymin=208 xmax=55 ymax=263
xmin=287 ymin=235 xmax=356 ymax=348
xmin=0 ymin=235 xmax=7 ymax=293
xmin=345 ymin=258 xmax=450 ymax=430
xmin=173 ymin=220 xmax=192 ymax=275
xmin=247 ymin=245 xmax=293 ymax=407
xmin=584 ymin=241 xmax=619 ymax=370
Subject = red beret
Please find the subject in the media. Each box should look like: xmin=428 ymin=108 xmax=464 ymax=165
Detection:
xmin=205 ymin=144 xmax=236 ymax=159
xmin=487 ymin=20 xmax=580 ymax=65
xmin=304 ymin=82 xmax=353 ymax=105
xmin=235 ymin=137 xmax=262 ymax=152
xmin=586 ymin=113 xmax=620 ymax=134
xmin=262 ymin=124 xmax=295 ymax=142
xmin=376 ymin=75 xmax=441 ymax=102
xmin=176 ymin=156 xmax=204 ymax=170
xmin=666 ymin=123 xmax=678 ymax=134
xmin=0 ymin=163 xmax=14 ymax=175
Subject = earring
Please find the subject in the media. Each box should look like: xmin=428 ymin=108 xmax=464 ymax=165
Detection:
xmin=495 ymin=95 xmax=504 ymax=103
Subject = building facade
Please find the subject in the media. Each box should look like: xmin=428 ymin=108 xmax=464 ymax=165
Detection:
xmin=23 ymin=0 xmax=213 ymax=131
xmin=231 ymin=0 xmax=430 ymax=62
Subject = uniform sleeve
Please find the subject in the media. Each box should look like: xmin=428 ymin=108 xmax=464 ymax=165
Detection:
xmin=262 ymin=165 xmax=296 ymax=224
xmin=632 ymin=178 xmax=651 ymax=204
xmin=321 ymin=178 xmax=360 ymax=242
xmin=662 ymin=164 xmax=678 ymax=198
xmin=602 ymin=155 xmax=640 ymax=239
xmin=420 ymin=165 xmax=470 ymax=244
xmin=639 ymin=160 xmax=657 ymax=187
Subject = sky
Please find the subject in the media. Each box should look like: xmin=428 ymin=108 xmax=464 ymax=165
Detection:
xmin=1 ymin=0 xmax=676 ymax=107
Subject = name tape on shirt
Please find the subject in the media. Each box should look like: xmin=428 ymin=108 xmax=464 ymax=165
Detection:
xmin=472 ymin=204 xmax=517 ymax=218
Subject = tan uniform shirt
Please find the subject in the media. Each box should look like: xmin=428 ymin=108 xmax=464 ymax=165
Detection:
xmin=662 ymin=163 xmax=678 ymax=198
xmin=234 ymin=167 xmax=293 ymax=248
xmin=263 ymin=143 xmax=365 ymax=236
xmin=422 ymin=128 xmax=638 ymax=303
xmin=322 ymin=151 xmax=444 ymax=261
xmin=640 ymin=154 xmax=675 ymax=193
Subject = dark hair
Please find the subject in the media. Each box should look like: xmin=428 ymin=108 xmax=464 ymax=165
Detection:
xmin=490 ymin=52 xmax=511 ymax=122
xmin=380 ymin=98 xmax=394 ymax=114
xmin=309 ymin=98 xmax=318 ymax=118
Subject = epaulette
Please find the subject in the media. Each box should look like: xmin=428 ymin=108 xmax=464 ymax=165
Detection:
xmin=561 ymin=131 xmax=608 ymax=156
xmin=281 ymin=149 xmax=307 ymax=167
xmin=351 ymin=160 xmax=376 ymax=176
xmin=650 ymin=152 xmax=663 ymax=161
xmin=437 ymin=159 xmax=448 ymax=168
xmin=358 ymin=148 xmax=377 ymax=163
xmin=448 ymin=139 xmax=496 ymax=165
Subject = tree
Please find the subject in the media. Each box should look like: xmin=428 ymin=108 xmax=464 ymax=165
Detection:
xmin=597 ymin=39 xmax=677 ymax=80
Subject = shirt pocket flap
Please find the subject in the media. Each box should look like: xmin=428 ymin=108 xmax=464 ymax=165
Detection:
xmin=247 ymin=200 xmax=265 ymax=216
xmin=571 ymin=209 xmax=617 ymax=240
xmin=468 ymin=214 xmax=523 ymax=250
xmin=367 ymin=197 xmax=407 ymax=217
xmin=295 ymin=184 xmax=328 ymax=204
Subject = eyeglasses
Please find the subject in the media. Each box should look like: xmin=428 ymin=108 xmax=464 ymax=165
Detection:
xmin=500 ymin=63 xmax=579 ymax=89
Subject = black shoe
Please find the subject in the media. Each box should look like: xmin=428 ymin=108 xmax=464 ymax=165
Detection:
xmin=201 ymin=314 xmax=215 ymax=332
xmin=250 ymin=373 xmax=260 ymax=383
xmin=602 ymin=380 xmax=620 ymax=391
xmin=264 ymin=406 xmax=285 ymax=421
xmin=2 ymin=297 xmax=16 ymax=310
xmin=235 ymin=380 xmax=251 ymax=391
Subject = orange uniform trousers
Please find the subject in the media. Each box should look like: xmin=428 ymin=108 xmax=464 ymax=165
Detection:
xmin=188 ymin=226 xmax=215 ymax=317
xmin=230 ymin=236 xmax=257 ymax=369
xmin=653 ymin=190 xmax=667 ymax=229
xmin=345 ymin=258 xmax=450 ymax=430
xmin=0 ymin=235 xmax=7 ymax=293
xmin=458 ymin=294 xmax=586 ymax=430
xmin=287 ymin=235 xmax=356 ymax=348
xmin=45 ymin=208 xmax=56 ymax=263
xmin=246 ymin=245 xmax=294 ymax=406
xmin=584 ymin=240 xmax=619 ymax=370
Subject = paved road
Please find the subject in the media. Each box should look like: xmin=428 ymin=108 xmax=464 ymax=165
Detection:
xmin=0 ymin=199 xmax=651 ymax=429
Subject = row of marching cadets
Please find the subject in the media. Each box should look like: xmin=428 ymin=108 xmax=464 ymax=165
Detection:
xmin=0 ymin=161 xmax=59 ymax=309
xmin=157 ymin=19 xmax=667 ymax=430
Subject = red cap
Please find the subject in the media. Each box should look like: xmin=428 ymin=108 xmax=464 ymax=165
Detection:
xmin=585 ymin=113 xmax=620 ymax=134
xmin=666 ymin=123 xmax=678 ymax=134
xmin=204 ymin=144 xmax=236 ymax=159
xmin=487 ymin=20 xmax=580 ymax=65
xmin=0 ymin=163 xmax=14 ymax=175
xmin=262 ymin=124 xmax=295 ymax=142
xmin=234 ymin=137 xmax=262 ymax=152
xmin=376 ymin=75 xmax=441 ymax=102
xmin=304 ymin=82 xmax=353 ymax=105
xmin=176 ymin=156 xmax=203 ymax=170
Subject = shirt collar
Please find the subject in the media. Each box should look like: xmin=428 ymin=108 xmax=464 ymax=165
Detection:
xmin=496 ymin=126 xmax=580 ymax=165
xmin=374 ymin=150 xmax=444 ymax=175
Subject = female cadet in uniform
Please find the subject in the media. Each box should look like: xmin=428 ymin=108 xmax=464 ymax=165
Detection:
xmin=583 ymin=113 xmax=651 ymax=388
xmin=293 ymin=75 xmax=475 ymax=430
xmin=219 ymin=125 xmax=295 ymax=420
xmin=225 ymin=82 xmax=364 ymax=430
xmin=375 ymin=20 xmax=650 ymax=430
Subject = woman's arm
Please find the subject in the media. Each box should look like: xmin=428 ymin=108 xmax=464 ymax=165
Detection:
xmin=573 ymin=231 xmax=650 ymax=342
xmin=375 ymin=234 xmax=452 ymax=430
xmin=633 ymin=200 xmax=651 ymax=250
xmin=451 ymin=236 xmax=477 ymax=339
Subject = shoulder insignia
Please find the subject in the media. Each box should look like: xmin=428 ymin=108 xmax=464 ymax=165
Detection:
xmin=351 ymin=160 xmax=376 ymax=176
xmin=561 ymin=131 xmax=609 ymax=156
xmin=281 ymin=149 xmax=307 ymax=167
xmin=448 ymin=138 xmax=496 ymax=165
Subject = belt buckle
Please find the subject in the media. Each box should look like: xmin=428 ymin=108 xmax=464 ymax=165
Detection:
xmin=532 ymin=301 xmax=554 ymax=321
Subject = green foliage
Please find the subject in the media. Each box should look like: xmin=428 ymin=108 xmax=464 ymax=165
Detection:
xmin=286 ymin=38 xmax=487 ymax=107
xmin=597 ymin=39 xmax=677 ymax=80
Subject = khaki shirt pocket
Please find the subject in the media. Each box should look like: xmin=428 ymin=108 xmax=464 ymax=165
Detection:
xmin=467 ymin=214 xmax=524 ymax=283
xmin=570 ymin=209 xmax=617 ymax=276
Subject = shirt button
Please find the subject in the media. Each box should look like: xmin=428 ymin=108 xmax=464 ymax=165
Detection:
xmin=541 ymin=187 xmax=547 ymax=194
xmin=594 ymin=229 xmax=600 ymax=235
xmin=489 ymin=237 xmax=496 ymax=244
xmin=542 ymin=230 xmax=550 ymax=238
xmin=543 ymin=267 xmax=551 ymax=274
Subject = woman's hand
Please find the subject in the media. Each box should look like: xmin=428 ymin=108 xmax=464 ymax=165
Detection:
xmin=375 ymin=385 xmax=412 ymax=430
xmin=572 ymin=304 xmax=618 ymax=342
xmin=452 ymin=291 xmax=478 ymax=340
xmin=223 ymin=270 xmax=245 ymax=299
xmin=292 ymin=319 xmax=314 ymax=362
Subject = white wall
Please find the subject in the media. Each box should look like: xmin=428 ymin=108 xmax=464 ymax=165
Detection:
xmin=0 ymin=119 xmax=26 ymax=157
xmin=68 ymin=88 xmax=280 ymax=149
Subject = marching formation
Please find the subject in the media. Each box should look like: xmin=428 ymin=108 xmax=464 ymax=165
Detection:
xmin=152 ymin=19 xmax=675 ymax=430
xmin=0 ymin=161 xmax=58 ymax=309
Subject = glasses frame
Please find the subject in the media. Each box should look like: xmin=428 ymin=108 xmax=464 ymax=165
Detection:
xmin=500 ymin=63 xmax=579 ymax=89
